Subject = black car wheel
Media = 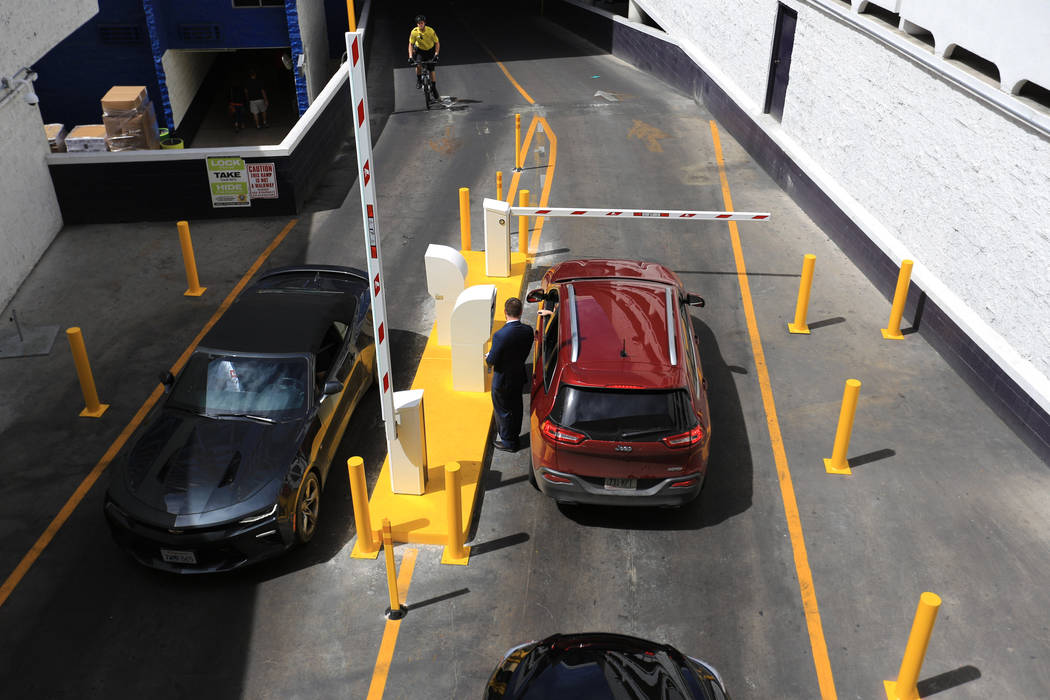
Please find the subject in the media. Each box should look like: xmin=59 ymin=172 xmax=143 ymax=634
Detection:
xmin=296 ymin=471 xmax=321 ymax=544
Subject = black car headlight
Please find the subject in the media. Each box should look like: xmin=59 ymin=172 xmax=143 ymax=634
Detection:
xmin=238 ymin=504 xmax=278 ymax=524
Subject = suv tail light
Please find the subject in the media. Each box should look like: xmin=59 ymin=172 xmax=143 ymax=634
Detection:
xmin=541 ymin=420 xmax=586 ymax=445
xmin=662 ymin=424 xmax=704 ymax=448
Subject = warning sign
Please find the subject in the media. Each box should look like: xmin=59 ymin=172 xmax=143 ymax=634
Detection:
xmin=206 ymin=156 xmax=251 ymax=208
xmin=248 ymin=163 xmax=278 ymax=199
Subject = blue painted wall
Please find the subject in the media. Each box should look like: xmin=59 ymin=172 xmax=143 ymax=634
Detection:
xmin=154 ymin=0 xmax=289 ymax=50
xmin=35 ymin=0 xmax=161 ymax=129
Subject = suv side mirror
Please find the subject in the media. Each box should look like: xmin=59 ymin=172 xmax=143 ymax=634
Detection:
xmin=526 ymin=288 xmax=547 ymax=303
xmin=684 ymin=293 xmax=705 ymax=307
xmin=322 ymin=380 xmax=342 ymax=396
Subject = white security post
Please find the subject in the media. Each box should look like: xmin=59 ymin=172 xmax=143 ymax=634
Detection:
xmin=483 ymin=197 xmax=511 ymax=278
xmin=424 ymin=244 xmax=468 ymax=346
xmin=389 ymin=390 xmax=427 ymax=495
xmin=450 ymin=284 xmax=497 ymax=392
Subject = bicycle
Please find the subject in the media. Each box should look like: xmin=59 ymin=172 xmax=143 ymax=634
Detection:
xmin=411 ymin=54 xmax=440 ymax=110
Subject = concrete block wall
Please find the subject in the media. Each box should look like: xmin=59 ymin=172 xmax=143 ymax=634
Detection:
xmin=161 ymin=50 xmax=216 ymax=128
xmin=622 ymin=0 xmax=1050 ymax=428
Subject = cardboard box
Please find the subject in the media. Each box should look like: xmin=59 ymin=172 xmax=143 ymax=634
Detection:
xmin=102 ymin=101 xmax=160 ymax=150
xmin=66 ymin=125 xmax=108 ymax=152
xmin=101 ymin=85 xmax=148 ymax=114
xmin=44 ymin=123 xmax=67 ymax=153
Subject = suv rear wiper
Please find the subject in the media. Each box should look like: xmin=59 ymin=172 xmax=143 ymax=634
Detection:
xmin=620 ymin=427 xmax=668 ymax=439
xmin=212 ymin=413 xmax=276 ymax=424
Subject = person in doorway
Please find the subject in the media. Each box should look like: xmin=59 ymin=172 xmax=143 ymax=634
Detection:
xmin=246 ymin=68 xmax=269 ymax=128
xmin=485 ymin=298 xmax=534 ymax=452
xmin=228 ymin=83 xmax=248 ymax=133
xmin=407 ymin=14 xmax=440 ymax=100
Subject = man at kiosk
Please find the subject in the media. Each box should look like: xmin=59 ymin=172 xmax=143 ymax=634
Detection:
xmin=485 ymin=298 xmax=534 ymax=452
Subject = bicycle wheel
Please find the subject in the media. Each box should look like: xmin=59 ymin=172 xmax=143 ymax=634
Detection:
xmin=423 ymin=77 xmax=432 ymax=110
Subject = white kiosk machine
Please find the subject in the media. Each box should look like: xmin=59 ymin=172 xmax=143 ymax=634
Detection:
xmin=450 ymin=284 xmax=497 ymax=392
xmin=389 ymin=389 xmax=427 ymax=494
xmin=424 ymin=244 xmax=469 ymax=347
xmin=483 ymin=197 xmax=511 ymax=278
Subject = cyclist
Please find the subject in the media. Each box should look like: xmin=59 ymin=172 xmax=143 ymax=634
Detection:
xmin=408 ymin=14 xmax=440 ymax=100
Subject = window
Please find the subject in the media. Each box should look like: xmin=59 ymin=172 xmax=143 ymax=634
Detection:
xmin=548 ymin=387 xmax=693 ymax=442
xmin=98 ymin=25 xmax=142 ymax=45
xmin=542 ymin=291 xmax=560 ymax=391
xmin=764 ymin=4 xmax=798 ymax=122
xmin=233 ymin=0 xmax=284 ymax=7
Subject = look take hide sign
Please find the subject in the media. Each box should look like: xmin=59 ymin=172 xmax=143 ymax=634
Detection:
xmin=206 ymin=156 xmax=250 ymax=208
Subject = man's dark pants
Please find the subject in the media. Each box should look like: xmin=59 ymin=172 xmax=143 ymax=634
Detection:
xmin=492 ymin=383 xmax=523 ymax=447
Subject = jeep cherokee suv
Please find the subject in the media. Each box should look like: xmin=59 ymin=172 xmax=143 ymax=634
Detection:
xmin=526 ymin=259 xmax=710 ymax=506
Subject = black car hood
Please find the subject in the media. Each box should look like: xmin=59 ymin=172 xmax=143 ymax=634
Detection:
xmin=123 ymin=410 xmax=301 ymax=516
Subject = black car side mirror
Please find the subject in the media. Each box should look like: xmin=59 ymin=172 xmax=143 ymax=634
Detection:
xmin=322 ymin=380 xmax=342 ymax=396
xmin=525 ymin=288 xmax=547 ymax=303
xmin=684 ymin=293 xmax=705 ymax=307
xmin=159 ymin=371 xmax=174 ymax=391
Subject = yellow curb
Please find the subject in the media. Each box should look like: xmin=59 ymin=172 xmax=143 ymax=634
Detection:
xmin=364 ymin=250 xmax=529 ymax=546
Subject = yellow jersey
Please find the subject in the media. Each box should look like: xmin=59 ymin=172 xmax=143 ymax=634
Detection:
xmin=410 ymin=26 xmax=439 ymax=51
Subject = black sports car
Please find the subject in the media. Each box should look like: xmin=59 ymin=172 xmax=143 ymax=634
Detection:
xmin=104 ymin=266 xmax=376 ymax=572
xmin=484 ymin=632 xmax=730 ymax=699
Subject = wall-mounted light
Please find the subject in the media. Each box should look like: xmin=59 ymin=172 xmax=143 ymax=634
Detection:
xmin=0 ymin=67 xmax=39 ymax=107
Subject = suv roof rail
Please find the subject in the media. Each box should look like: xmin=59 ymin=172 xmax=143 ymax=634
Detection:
xmin=665 ymin=287 xmax=677 ymax=366
xmin=567 ymin=283 xmax=580 ymax=362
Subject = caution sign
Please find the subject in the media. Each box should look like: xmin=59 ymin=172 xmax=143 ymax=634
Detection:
xmin=248 ymin=162 xmax=278 ymax=199
xmin=206 ymin=156 xmax=251 ymax=208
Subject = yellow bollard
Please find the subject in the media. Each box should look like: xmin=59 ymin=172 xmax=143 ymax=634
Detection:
xmin=348 ymin=456 xmax=380 ymax=559
xmin=496 ymin=171 xmax=503 ymax=201
xmin=176 ymin=221 xmax=206 ymax=297
xmin=382 ymin=518 xmax=407 ymax=619
xmin=514 ymin=113 xmax=522 ymax=171
xmin=346 ymin=0 xmax=356 ymax=32
xmin=518 ymin=189 xmax=530 ymax=256
xmin=881 ymin=259 xmax=914 ymax=340
xmin=441 ymin=462 xmax=471 ymax=565
xmin=65 ymin=327 xmax=109 ymax=418
xmin=824 ymin=379 xmax=861 ymax=475
xmin=788 ymin=254 xmax=816 ymax=334
xmin=459 ymin=187 xmax=471 ymax=251
xmin=884 ymin=592 xmax=942 ymax=700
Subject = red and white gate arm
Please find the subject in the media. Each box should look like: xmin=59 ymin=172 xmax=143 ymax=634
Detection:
xmin=508 ymin=207 xmax=770 ymax=220
xmin=347 ymin=30 xmax=397 ymax=442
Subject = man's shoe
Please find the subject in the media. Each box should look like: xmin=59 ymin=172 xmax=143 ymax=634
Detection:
xmin=493 ymin=440 xmax=518 ymax=452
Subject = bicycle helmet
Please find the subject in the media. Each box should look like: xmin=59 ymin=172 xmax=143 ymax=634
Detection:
xmin=415 ymin=14 xmax=426 ymax=23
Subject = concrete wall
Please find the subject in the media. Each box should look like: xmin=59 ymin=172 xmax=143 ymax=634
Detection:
xmin=0 ymin=0 xmax=98 ymax=311
xmin=296 ymin=0 xmax=330 ymax=103
xmin=626 ymin=0 xmax=1050 ymax=416
xmin=160 ymin=49 xmax=215 ymax=127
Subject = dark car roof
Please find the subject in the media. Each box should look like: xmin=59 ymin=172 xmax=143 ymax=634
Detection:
xmin=200 ymin=266 xmax=366 ymax=355
xmin=555 ymin=276 xmax=689 ymax=391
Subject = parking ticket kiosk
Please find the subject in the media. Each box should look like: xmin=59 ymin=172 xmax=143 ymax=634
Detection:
xmin=389 ymin=389 xmax=427 ymax=495
xmin=424 ymin=244 xmax=469 ymax=346
xmin=483 ymin=198 xmax=511 ymax=278
xmin=450 ymin=284 xmax=497 ymax=392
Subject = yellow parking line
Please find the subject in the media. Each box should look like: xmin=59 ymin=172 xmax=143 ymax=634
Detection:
xmin=529 ymin=116 xmax=558 ymax=255
xmin=709 ymin=121 xmax=838 ymax=700
xmin=366 ymin=547 xmax=419 ymax=700
xmin=0 ymin=219 xmax=299 ymax=610
xmin=505 ymin=114 xmax=540 ymax=206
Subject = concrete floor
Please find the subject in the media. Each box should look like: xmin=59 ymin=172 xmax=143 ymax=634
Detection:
xmin=1 ymin=1 xmax=1048 ymax=698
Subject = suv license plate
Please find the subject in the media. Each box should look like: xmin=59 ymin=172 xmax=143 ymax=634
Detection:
xmin=161 ymin=549 xmax=197 ymax=564
xmin=604 ymin=478 xmax=637 ymax=491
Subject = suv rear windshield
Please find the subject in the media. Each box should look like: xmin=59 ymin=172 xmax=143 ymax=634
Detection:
xmin=549 ymin=386 xmax=692 ymax=441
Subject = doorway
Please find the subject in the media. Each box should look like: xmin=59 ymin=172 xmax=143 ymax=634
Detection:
xmin=764 ymin=4 xmax=797 ymax=122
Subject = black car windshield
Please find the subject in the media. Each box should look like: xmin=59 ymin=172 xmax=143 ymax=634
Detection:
xmin=549 ymin=386 xmax=692 ymax=441
xmin=510 ymin=647 xmax=702 ymax=699
xmin=168 ymin=352 xmax=309 ymax=420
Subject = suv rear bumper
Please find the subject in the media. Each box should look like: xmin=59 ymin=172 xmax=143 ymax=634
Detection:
xmin=533 ymin=466 xmax=704 ymax=507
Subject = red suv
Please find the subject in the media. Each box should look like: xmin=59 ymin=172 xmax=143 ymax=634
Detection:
xmin=526 ymin=259 xmax=711 ymax=506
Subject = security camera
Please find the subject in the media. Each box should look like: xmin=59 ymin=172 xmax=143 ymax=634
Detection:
xmin=23 ymin=89 xmax=39 ymax=106
xmin=7 ymin=77 xmax=38 ymax=105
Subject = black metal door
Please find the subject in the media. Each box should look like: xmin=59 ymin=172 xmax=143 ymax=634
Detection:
xmin=764 ymin=5 xmax=797 ymax=122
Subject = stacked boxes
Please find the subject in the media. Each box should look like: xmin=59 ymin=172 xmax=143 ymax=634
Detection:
xmin=44 ymin=123 xmax=67 ymax=153
xmin=100 ymin=85 xmax=161 ymax=151
xmin=65 ymin=125 xmax=108 ymax=153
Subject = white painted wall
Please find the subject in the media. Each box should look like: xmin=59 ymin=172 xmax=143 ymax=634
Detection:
xmin=161 ymin=50 xmax=216 ymax=128
xmin=296 ymin=0 xmax=330 ymax=103
xmin=0 ymin=0 xmax=98 ymax=311
xmin=632 ymin=0 xmax=1050 ymax=407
